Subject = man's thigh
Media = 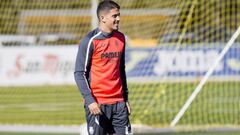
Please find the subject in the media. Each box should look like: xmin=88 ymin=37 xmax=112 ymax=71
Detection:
xmin=85 ymin=106 xmax=107 ymax=135
xmin=112 ymin=102 xmax=132 ymax=135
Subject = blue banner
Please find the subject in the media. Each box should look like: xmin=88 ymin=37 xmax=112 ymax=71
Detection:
xmin=125 ymin=45 xmax=240 ymax=79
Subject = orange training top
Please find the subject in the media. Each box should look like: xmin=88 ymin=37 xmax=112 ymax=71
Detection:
xmin=74 ymin=28 xmax=128 ymax=106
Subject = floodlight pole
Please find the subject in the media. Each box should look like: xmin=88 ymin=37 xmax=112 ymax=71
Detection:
xmin=91 ymin=0 xmax=98 ymax=30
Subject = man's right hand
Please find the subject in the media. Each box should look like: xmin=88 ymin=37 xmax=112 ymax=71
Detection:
xmin=88 ymin=102 xmax=102 ymax=115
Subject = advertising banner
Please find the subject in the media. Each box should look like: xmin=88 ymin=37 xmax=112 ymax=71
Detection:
xmin=126 ymin=46 xmax=240 ymax=80
xmin=0 ymin=45 xmax=239 ymax=86
xmin=0 ymin=46 xmax=77 ymax=86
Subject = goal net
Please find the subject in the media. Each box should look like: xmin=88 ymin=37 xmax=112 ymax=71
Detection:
xmin=121 ymin=0 xmax=240 ymax=129
xmin=0 ymin=0 xmax=239 ymax=133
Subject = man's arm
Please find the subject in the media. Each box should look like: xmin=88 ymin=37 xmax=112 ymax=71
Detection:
xmin=74 ymin=37 xmax=102 ymax=115
xmin=120 ymin=42 xmax=131 ymax=115
xmin=74 ymin=37 xmax=95 ymax=107
xmin=120 ymin=44 xmax=129 ymax=102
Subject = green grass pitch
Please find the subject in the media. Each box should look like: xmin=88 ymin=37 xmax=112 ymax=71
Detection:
xmin=0 ymin=81 xmax=239 ymax=127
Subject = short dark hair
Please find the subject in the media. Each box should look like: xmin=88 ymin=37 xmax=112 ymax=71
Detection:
xmin=97 ymin=0 xmax=120 ymax=20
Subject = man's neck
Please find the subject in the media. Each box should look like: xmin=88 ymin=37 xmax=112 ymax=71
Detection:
xmin=99 ymin=25 xmax=113 ymax=34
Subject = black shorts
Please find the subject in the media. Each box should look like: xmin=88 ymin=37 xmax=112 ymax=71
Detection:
xmin=84 ymin=101 xmax=132 ymax=135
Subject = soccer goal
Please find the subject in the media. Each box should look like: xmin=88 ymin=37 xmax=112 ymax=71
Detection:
xmin=123 ymin=0 xmax=240 ymax=130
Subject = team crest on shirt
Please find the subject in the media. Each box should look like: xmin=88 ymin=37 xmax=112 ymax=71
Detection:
xmin=101 ymin=43 xmax=107 ymax=48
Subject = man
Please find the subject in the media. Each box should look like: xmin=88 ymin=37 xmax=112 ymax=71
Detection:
xmin=74 ymin=0 xmax=131 ymax=135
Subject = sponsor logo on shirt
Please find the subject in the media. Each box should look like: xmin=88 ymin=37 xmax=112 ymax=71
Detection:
xmin=101 ymin=52 xmax=122 ymax=59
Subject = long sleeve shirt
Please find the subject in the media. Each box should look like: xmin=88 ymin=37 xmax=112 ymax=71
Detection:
xmin=74 ymin=28 xmax=128 ymax=106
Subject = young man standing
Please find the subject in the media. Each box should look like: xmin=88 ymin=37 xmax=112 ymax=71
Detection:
xmin=74 ymin=0 xmax=131 ymax=134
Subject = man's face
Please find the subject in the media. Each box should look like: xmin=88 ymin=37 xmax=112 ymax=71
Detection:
xmin=101 ymin=8 xmax=120 ymax=31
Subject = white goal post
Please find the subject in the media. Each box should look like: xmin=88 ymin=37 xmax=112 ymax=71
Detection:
xmin=170 ymin=26 xmax=240 ymax=127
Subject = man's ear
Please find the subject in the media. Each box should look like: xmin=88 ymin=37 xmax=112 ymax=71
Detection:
xmin=101 ymin=15 xmax=106 ymax=23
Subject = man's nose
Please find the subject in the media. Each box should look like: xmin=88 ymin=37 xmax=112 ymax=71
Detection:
xmin=116 ymin=16 xmax=120 ymax=21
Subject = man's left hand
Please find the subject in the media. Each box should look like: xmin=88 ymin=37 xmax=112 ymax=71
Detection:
xmin=126 ymin=102 xmax=131 ymax=115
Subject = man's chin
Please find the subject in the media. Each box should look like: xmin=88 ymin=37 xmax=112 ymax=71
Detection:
xmin=114 ymin=26 xmax=119 ymax=30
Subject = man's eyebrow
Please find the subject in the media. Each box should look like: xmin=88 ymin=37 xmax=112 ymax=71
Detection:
xmin=112 ymin=13 xmax=120 ymax=16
